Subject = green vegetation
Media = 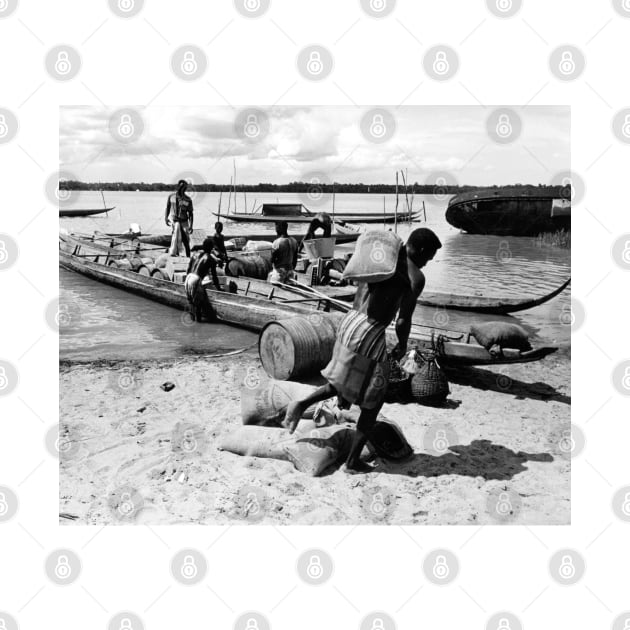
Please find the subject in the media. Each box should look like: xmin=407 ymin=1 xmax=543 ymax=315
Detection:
xmin=60 ymin=180 xmax=567 ymax=197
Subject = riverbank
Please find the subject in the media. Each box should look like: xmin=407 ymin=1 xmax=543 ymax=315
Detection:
xmin=59 ymin=346 xmax=570 ymax=526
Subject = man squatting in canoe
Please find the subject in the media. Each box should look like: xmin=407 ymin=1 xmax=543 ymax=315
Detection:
xmin=284 ymin=228 xmax=442 ymax=473
xmin=165 ymin=179 xmax=194 ymax=257
xmin=185 ymin=236 xmax=225 ymax=321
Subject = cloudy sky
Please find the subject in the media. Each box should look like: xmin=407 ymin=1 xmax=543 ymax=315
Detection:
xmin=60 ymin=106 xmax=570 ymax=186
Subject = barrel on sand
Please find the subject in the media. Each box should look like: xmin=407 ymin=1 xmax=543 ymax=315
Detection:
xmin=259 ymin=314 xmax=340 ymax=380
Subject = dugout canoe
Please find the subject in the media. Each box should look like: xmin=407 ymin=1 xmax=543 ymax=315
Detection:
xmin=59 ymin=207 xmax=115 ymax=217
xmin=215 ymin=211 xmax=421 ymax=224
xmin=110 ymin=230 xmax=360 ymax=247
xmin=59 ymin=234 xmax=557 ymax=367
xmin=226 ymin=273 xmax=571 ymax=316
xmin=64 ymin=232 xmax=569 ymax=316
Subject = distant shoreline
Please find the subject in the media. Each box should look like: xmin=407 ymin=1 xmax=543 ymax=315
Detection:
xmin=60 ymin=181 xmax=567 ymax=197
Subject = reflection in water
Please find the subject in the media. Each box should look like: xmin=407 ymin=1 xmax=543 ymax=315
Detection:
xmin=60 ymin=191 xmax=570 ymax=360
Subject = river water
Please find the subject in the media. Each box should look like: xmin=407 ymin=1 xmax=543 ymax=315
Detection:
xmin=59 ymin=191 xmax=571 ymax=361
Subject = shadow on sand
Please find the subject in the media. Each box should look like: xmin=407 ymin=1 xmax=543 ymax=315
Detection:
xmin=444 ymin=366 xmax=571 ymax=406
xmin=376 ymin=439 xmax=554 ymax=481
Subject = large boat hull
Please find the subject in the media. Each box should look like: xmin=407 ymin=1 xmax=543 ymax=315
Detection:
xmin=446 ymin=192 xmax=570 ymax=236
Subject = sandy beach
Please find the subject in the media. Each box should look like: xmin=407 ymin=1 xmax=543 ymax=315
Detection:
xmin=59 ymin=345 xmax=570 ymax=526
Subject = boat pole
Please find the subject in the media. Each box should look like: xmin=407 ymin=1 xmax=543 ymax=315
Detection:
xmin=227 ymin=177 xmax=233 ymax=215
xmin=332 ymin=181 xmax=336 ymax=227
xmin=233 ymin=160 xmax=237 ymax=213
xmin=218 ymin=189 xmax=223 ymax=220
xmin=394 ymin=171 xmax=399 ymax=234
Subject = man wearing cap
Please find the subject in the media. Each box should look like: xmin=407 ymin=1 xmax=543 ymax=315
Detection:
xmin=165 ymin=179 xmax=194 ymax=257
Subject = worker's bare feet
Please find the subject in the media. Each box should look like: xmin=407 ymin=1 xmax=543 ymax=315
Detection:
xmin=342 ymin=460 xmax=374 ymax=474
xmin=283 ymin=401 xmax=304 ymax=434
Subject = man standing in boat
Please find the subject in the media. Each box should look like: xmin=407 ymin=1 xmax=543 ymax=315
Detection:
xmin=213 ymin=221 xmax=228 ymax=266
xmin=165 ymin=179 xmax=194 ymax=257
xmin=284 ymin=228 xmax=442 ymax=473
xmin=269 ymin=220 xmax=298 ymax=284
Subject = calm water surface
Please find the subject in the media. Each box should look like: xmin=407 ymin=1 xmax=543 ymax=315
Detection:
xmin=60 ymin=191 xmax=570 ymax=360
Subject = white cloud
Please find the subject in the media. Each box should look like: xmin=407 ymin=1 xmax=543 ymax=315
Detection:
xmin=60 ymin=106 xmax=570 ymax=186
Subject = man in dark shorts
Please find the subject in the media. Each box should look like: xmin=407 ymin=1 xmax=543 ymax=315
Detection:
xmin=165 ymin=179 xmax=194 ymax=257
xmin=185 ymin=237 xmax=223 ymax=321
xmin=284 ymin=228 xmax=442 ymax=473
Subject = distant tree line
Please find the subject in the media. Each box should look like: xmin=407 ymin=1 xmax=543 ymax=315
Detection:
xmin=60 ymin=180 xmax=566 ymax=197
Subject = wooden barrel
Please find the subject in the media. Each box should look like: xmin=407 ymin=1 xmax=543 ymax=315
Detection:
xmin=129 ymin=256 xmax=145 ymax=271
xmin=136 ymin=257 xmax=155 ymax=276
xmin=226 ymin=254 xmax=271 ymax=279
xmin=259 ymin=315 xmax=338 ymax=380
xmin=151 ymin=268 xmax=168 ymax=281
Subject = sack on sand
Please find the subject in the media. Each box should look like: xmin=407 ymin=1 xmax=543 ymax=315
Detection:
xmin=218 ymin=421 xmax=320 ymax=460
xmin=283 ymin=425 xmax=355 ymax=476
xmin=342 ymin=231 xmax=403 ymax=284
xmin=328 ymin=408 xmax=413 ymax=462
xmin=367 ymin=418 xmax=413 ymax=461
xmin=470 ymin=322 xmax=532 ymax=353
xmin=240 ymin=379 xmax=318 ymax=427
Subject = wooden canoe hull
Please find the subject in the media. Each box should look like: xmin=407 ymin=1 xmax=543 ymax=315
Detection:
xmin=59 ymin=241 xmax=557 ymax=367
xmin=124 ymin=230 xmax=360 ymax=247
xmin=418 ymin=277 xmax=571 ymax=314
xmin=59 ymin=207 xmax=115 ymax=217
xmin=228 ymin=273 xmax=570 ymax=316
xmin=62 ymin=232 xmax=569 ymax=316
xmin=214 ymin=212 xmax=421 ymax=224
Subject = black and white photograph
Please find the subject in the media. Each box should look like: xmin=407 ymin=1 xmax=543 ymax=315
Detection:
xmin=3 ymin=1 xmax=630 ymax=628
xmin=59 ymin=105 xmax=571 ymax=525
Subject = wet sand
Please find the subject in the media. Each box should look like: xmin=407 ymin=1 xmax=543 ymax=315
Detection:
xmin=59 ymin=346 xmax=570 ymax=526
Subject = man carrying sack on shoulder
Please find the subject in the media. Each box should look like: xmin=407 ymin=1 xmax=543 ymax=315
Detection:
xmin=283 ymin=228 xmax=442 ymax=473
xmin=165 ymin=179 xmax=194 ymax=257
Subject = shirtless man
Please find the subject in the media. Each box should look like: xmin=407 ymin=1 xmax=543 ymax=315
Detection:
xmin=213 ymin=221 xmax=228 ymax=265
xmin=269 ymin=221 xmax=298 ymax=284
xmin=185 ymin=237 xmax=223 ymax=322
xmin=284 ymin=228 xmax=442 ymax=472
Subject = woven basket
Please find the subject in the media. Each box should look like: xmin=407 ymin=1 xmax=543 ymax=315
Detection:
xmin=410 ymin=351 xmax=449 ymax=406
